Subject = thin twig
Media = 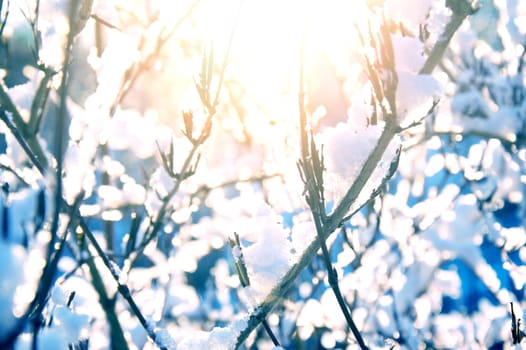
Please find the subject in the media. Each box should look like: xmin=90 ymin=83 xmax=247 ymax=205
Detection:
xmin=0 ymin=84 xmax=48 ymax=170
xmin=84 ymin=245 xmax=129 ymax=350
xmin=90 ymin=13 xmax=121 ymax=31
xmin=0 ymin=109 xmax=45 ymax=173
xmin=0 ymin=164 xmax=27 ymax=184
xmin=191 ymin=173 xmax=281 ymax=200
xmin=211 ymin=0 xmax=245 ymax=111
xmin=0 ymin=0 xmax=10 ymax=37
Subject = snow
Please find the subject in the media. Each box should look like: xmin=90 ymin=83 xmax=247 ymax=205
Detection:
xmin=165 ymin=284 xmax=200 ymax=318
xmin=53 ymin=305 xmax=89 ymax=343
xmin=290 ymin=219 xmax=317 ymax=256
xmin=2 ymin=1 xmax=526 ymax=349
xmin=390 ymin=34 xmax=443 ymax=126
xmin=321 ymin=122 xmax=380 ymax=200
xmin=63 ymin=138 xmax=97 ymax=204
xmin=391 ymin=35 xmax=425 ymax=74
xmin=396 ymin=71 xmax=442 ymax=125
xmin=320 ymin=120 xmax=400 ymax=209
xmin=242 ymin=213 xmax=294 ymax=303
xmin=87 ymin=30 xmax=139 ymax=108
xmin=175 ymin=319 xmax=247 ymax=350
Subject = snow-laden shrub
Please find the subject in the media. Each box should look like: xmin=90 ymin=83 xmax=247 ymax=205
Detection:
xmin=0 ymin=0 xmax=525 ymax=349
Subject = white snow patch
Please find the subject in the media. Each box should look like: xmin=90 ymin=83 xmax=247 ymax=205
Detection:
xmin=243 ymin=219 xmax=294 ymax=303
xmin=320 ymin=121 xmax=401 ymax=210
xmin=396 ymin=71 xmax=442 ymax=126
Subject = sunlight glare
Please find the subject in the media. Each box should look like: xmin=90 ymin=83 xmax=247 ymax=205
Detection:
xmin=193 ymin=0 xmax=373 ymax=139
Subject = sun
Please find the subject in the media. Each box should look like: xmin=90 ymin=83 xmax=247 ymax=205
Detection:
xmin=118 ymin=0 xmax=380 ymax=149
xmin=189 ymin=0 xmax=375 ymax=136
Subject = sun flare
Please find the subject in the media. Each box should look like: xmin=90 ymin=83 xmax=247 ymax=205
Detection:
xmin=192 ymin=0 xmax=374 ymax=125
